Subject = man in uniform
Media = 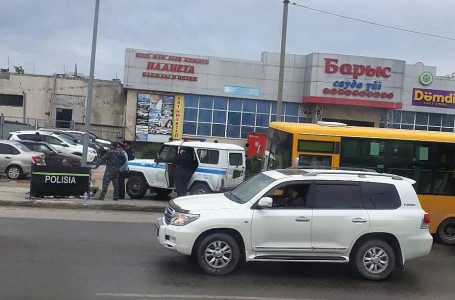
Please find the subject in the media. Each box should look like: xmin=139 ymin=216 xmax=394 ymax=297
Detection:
xmin=94 ymin=142 xmax=126 ymax=201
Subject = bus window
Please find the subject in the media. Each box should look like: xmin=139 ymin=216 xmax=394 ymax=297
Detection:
xmin=299 ymin=154 xmax=332 ymax=167
xmin=340 ymin=138 xmax=385 ymax=170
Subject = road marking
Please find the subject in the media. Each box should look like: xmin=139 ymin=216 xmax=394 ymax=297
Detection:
xmin=95 ymin=293 xmax=324 ymax=300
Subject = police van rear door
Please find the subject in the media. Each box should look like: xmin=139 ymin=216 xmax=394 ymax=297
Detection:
xmin=226 ymin=151 xmax=245 ymax=189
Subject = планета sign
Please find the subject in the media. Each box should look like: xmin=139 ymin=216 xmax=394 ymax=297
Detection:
xmin=30 ymin=165 xmax=90 ymax=197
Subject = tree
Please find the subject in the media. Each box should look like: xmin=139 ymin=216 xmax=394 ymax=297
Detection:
xmin=14 ymin=65 xmax=24 ymax=74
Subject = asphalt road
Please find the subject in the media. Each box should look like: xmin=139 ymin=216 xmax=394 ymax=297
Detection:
xmin=0 ymin=207 xmax=454 ymax=300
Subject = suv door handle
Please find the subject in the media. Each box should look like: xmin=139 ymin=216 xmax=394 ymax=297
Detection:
xmin=295 ymin=217 xmax=310 ymax=222
xmin=352 ymin=218 xmax=368 ymax=223
xmin=5 ymin=156 xmax=11 ymax=159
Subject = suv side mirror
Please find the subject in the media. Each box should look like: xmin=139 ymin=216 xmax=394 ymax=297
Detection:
xmin=257 ymin=197 xmax=273 ymax=209
xmin=49 ymin=151 xmax=56 ymax=156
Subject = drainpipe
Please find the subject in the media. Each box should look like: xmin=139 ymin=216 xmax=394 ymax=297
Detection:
xmin=22 ymin=91 xmax=26 ymax=124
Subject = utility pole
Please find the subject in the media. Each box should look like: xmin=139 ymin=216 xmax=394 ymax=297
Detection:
xmin=82 ymin=0 xmax=100 ymax=167
xmin=276 ymin=0 xmax=290 ymax=121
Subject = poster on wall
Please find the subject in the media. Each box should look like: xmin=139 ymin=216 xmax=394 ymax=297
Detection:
xmin=135 ymin=94 xmax=175 ymax=142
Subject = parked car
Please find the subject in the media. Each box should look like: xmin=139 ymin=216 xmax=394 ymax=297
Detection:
xmin=0 ymin=140 xmax=45 ymax=179
xmin=18 ymin=140 xmax=82 ymax=168
xmin=156 ymin=168 xmax=433 ymax=280
xmin=38 ymin=128 xmax=111 ymax=157
xmin=127 ymin=141 xmax=245 ymax=198
xmin=9 ymin=130 xmax=98 ymax=163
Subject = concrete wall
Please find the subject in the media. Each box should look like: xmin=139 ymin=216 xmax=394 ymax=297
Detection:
xmin=0 ymin=74 xmax=125 ymax=140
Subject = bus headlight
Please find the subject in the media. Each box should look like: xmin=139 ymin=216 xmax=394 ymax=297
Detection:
xmin=170 ymin=213 xmax=200 ymax=226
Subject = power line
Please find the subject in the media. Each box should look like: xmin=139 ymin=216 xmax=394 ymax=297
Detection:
xmin=290 ymin=2 xmax=455 ymax=41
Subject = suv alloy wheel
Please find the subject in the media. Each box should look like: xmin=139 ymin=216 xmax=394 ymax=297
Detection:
xmin=197 ymin=233 xmax=240 ymax=275
xmin=354 ymin=239 xmax=395 ymax=280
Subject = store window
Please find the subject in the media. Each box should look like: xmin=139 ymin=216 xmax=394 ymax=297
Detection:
xmin=199 ymin=96 xmax=213 ymax=109
xmin=214 ymin=97 xmax=227 ymax=110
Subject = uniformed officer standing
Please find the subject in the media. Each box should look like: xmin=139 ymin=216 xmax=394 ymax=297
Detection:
xmin=174 ymin=147 xmax=198 ymax=197
xmin=94 ymin=142 xmax=126 ymax=201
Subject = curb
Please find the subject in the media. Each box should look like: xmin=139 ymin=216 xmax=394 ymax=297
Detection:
xmin=0 ymin=199 xmax=166 ymax=212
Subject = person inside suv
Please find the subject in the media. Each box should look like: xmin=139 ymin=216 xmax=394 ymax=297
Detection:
xmin=284 ymin=186 xmax=307 ymax=208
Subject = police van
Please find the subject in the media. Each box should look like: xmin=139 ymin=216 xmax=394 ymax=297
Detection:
xmin=126 ymin=141 xmax=246 ymax=198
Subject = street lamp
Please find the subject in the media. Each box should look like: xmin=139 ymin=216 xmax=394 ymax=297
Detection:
xmin=276 ymin=0 xmax=290 ymax=121
xmin=82 ymin=0 xmax=100 ymax=167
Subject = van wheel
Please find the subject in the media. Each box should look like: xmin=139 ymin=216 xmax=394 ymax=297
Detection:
xmin=126 ymin=175 xmax=148 ymax=199
xmin=190 ymin=182 xmax=211 ymax=195
xmin=354 ymin=239 xmax=395 ymax=280
xmin=197 ymin=233 xmax=240 ymax=275
xmin=6 ymin=165 xmax=23 ymax=180
xmin=153 ymin=188 xmax=172 ymax=197
xmin=437 ymin=218 xmax=455 ymax=245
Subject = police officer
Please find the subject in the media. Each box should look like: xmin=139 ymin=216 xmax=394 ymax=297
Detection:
xmin=174 ymin=147 xmax=198 ymax=197
xmin=94 ymin=142 xmax=126 ymax=201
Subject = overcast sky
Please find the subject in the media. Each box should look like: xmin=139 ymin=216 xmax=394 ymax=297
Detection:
xmin=1 ymin=0 xmax=454 ymax=81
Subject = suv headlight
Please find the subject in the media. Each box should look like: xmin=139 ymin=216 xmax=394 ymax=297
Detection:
xmin=170 ymin=213 xmax=200 ymax=226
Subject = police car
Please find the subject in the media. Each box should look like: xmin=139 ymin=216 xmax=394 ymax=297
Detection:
xmin=126 ymin=141 xmax=246 ymax=198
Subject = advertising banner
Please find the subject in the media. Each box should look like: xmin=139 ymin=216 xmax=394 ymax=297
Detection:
xmin=412 ymin=88 xmax=455 ymax=109
xmin=172 ymin=95 xmax=185 ymax=140
xmin=30 ymin=165 xmax=90 ymax=197
xmin=135 ymin=94 xmax=174 ymax=142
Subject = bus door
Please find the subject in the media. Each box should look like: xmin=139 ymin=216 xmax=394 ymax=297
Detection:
xmin=296 ymin=137 xmax=341 ymax=168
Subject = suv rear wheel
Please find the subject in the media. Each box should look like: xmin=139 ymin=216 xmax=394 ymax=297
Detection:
xmin=354 ymin=239 xmax=395 ymax=280
xmin=197 ymin=233 xmax=240 ymax=275
xmin=437 ymin=218 xmax=455 ymax=245
xmin=190 ymin=182 xmax=211 ymax=195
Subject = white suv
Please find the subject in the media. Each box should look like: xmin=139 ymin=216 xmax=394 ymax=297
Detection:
xmin=9 ymin=131 xmax=98 ymax=163
xmin=156 ymin=169 xmax=433 ymax=280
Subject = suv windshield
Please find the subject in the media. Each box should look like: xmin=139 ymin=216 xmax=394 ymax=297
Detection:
xmin=226 ymin=173 xmax=276 ymax=204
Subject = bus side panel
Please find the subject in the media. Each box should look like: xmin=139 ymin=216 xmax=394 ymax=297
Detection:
xmin=418 ymin=195 xmax=455 ymax=234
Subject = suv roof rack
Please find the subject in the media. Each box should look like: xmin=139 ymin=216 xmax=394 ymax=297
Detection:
xmin=288 ymin=166 xmax=377 ymax=173
xmin=304 ymin=170 xmax=403 ymax=180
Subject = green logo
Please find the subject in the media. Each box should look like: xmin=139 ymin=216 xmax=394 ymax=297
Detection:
xmin=419 ymin=71 xmax=433 ymax=86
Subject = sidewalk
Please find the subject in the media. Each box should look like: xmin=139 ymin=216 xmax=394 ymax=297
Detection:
xmin=0 ymin=169 xmax=170 ymax=212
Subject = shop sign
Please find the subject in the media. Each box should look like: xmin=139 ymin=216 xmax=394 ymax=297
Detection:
xmin=172 ymin=95 xmax=185 ymax=140
xmin=323 ymin=58 xmax=394 ymax=99
xmin=136 ymin=52 xmax=208 ymax=82
xmin=223 ymin=85 xmax=261 ymax=97
xmin=412 ymin=88 xmax=455 ymax=109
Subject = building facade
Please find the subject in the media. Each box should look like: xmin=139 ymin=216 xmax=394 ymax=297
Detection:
xmin=123 ymin=48 xmax=455 ymax=145
xmin=0 ymin=72 xmax=125 ymax=141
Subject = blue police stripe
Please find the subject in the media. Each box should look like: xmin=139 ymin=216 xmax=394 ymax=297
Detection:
xmin=129 ymin=162 xmax=226 ymax=175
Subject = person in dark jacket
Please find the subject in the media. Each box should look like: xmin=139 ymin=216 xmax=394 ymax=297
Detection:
xmin=122 ymin=140 xmax=135 ymax=161
xmin=94 ymin=142 xmax=126 ymax=200
xmin=174 ymin=147 xmax=198 ymax=197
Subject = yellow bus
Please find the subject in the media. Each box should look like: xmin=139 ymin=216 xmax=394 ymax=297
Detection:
xmin=263 ymin=121 xmax=455 ymax=244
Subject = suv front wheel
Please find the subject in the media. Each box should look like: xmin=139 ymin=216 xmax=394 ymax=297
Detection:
xmin=354 ymin=239 xmax=395 ymax=280
xmin=197 ymin=233 xmax=240 ymax=276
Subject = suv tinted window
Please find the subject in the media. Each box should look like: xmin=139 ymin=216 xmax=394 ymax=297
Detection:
xmin=46 ymin=136 xmax=63 ymax=145
xmin=197 ymin=149 xmax=219 ymax=164
xmin=362 ymin=182 xmax=401 ymax=209
xmin=314 ymin=182 xmax=363 ymax=209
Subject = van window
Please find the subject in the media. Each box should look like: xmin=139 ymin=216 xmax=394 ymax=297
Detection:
xmin=157 ymin=145 xmax=178 ymax=163
xmin=197 ymin=149 xmax=219 ymax=164
xmin=229 ymin=153 xmax=243 ymax=166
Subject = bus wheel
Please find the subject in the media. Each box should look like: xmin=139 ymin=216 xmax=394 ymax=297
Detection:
xmin=437 ymin=218 xmax=455 ymax=245
xmin=190 ymin=182 xmax=211 ymax=195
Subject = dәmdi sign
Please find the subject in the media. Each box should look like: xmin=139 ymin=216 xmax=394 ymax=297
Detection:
xmin=412 ymin=88 xmax=455 ymax=109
